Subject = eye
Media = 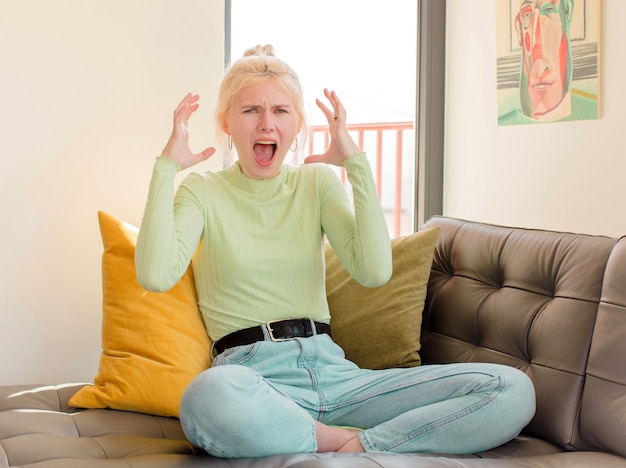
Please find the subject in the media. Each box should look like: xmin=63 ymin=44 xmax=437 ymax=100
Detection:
xmin=275 ymin=108 xmax=289 ymax=114
xmin=243 ymin=107 xmax=259 ymax=114
xmin=540 ymin=4 xmax=559 ymax=16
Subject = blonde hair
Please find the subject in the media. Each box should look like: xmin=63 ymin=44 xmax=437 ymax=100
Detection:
xmin=216 ymin=45 xmax=307 ymax=152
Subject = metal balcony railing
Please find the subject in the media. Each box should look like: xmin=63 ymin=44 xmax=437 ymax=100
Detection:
xmin=307 ymin=121 xmax=415 ymax=238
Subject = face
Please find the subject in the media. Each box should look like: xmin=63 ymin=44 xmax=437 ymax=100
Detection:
xmin=515 ymin=0 xmax=573 ymax=119
xmin=225 ymin=79 xmax=300 ymax=180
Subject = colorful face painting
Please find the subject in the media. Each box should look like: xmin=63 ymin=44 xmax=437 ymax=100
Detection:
xmin=515 ymin=0 xmax=574 ymax=122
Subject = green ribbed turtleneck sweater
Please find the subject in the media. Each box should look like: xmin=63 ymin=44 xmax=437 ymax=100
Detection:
xmin=135 ymin=152 xmax=391 ymax=341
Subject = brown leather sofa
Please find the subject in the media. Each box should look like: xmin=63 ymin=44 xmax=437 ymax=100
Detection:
xmin=2 ymin=217 xmax=625 ymax=467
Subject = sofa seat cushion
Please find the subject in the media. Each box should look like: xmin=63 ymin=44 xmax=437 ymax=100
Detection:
xmin=2 ymin=370 xmax=626 ymax=466
xmin=0 ymin=385 xmax=197 ymax=463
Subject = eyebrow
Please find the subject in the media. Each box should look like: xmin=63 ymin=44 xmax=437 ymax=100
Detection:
xmin=240 ymin=104 xmax=293 ymax=109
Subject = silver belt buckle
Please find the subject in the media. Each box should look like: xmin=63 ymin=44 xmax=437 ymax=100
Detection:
xmin=265 ymin=319 xmax=315 ymax=342
xmin=266 ymin=319 xmax=290 ymax=342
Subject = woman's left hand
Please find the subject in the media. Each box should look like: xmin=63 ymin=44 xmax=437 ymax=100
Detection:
xmin=303 ymin=89 xmax=361 ymax=166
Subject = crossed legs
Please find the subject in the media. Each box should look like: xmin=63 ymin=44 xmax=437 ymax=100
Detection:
xmin=179 ymin=360 xmax=535 ymax=458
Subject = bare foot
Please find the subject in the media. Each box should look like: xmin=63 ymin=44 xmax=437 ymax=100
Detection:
xmin=337 ymin=434 xmax=365 ymax=453
xmin=315 ymin=422 xmax=364 ymax=453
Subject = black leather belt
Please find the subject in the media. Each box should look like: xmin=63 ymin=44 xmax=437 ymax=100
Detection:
xmin=214 ymin=318 xmax=331 ymax=355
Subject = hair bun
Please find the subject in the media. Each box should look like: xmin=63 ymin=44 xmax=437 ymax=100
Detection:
xmin=243 ymin=44 xmax=276 ymax=58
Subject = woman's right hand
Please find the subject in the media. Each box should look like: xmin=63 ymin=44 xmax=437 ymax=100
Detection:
xmin=160 ymin=93 xmax=216 ymax=170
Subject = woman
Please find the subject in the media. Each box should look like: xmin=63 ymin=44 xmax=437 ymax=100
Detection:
xmin=136 ymin=45 xmax=535 ymax=458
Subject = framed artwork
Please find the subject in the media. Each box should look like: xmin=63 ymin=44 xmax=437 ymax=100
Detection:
xmin=497 ymin=0 xmax=602 ymax=126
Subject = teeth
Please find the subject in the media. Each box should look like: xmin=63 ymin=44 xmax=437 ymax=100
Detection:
xmin=257 ymin=141 xmax=275 ymax=145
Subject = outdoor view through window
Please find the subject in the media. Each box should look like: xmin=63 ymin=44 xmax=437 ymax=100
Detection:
xmin=230 ymin=0 xmax=417 ymax=236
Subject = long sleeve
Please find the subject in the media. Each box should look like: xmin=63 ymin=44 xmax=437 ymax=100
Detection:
xmin=135 ymin=157 xmax=204 ymax=292
xmin=322 ymin=152 xmax=392 ymax=288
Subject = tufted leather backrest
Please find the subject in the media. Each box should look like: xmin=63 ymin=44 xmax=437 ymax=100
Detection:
xmin=420 ymin=217 xmax=623 ymax=455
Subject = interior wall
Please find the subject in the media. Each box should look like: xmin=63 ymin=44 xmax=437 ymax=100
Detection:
xmin=0 ymin=1 xmax=225 ymax=385
xmin=444 ymin=0 xmax=625 ymax=238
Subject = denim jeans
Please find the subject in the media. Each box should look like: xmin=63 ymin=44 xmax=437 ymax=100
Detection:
xmin=180 ymin=334 xmax=535 ymax=458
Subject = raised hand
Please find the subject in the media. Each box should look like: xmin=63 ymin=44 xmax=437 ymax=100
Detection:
xmin=161 ymin=93 xmax=216 ymax=170
xmin=303 ymin=89 xmax=360 ymax=166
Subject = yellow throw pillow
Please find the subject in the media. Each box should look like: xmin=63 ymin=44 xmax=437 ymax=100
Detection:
xmin=69 ymin=212 xmax=211 ymax=417
xmin=326 ymin=227 xmax=440 ymax=370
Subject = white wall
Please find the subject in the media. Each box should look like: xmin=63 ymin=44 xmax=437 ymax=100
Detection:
xmin=444 ymin=0 xmax=625 ymax=238
xmin=5 ymin=0 xmax=622 ymax=386
xmin=0 ymin=1 xmax=225 ymax=385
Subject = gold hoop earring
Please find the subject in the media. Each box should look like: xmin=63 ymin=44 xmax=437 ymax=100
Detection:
xmin=290 ymin=137 xmax=299 ymax=152
xmin=228 ymin=135 xmax=233 ymax=150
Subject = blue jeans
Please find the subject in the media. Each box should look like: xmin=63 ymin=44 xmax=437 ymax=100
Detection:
xmin=180 ymin=334 xmax=535 ymax=458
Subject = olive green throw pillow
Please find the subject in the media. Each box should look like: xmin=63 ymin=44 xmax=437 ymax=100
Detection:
xmin=326 ymin=227 xmax=440 ymax=370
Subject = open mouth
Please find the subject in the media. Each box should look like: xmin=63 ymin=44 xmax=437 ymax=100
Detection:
xmin=253 ymin=141 xmax=276 ymax=167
